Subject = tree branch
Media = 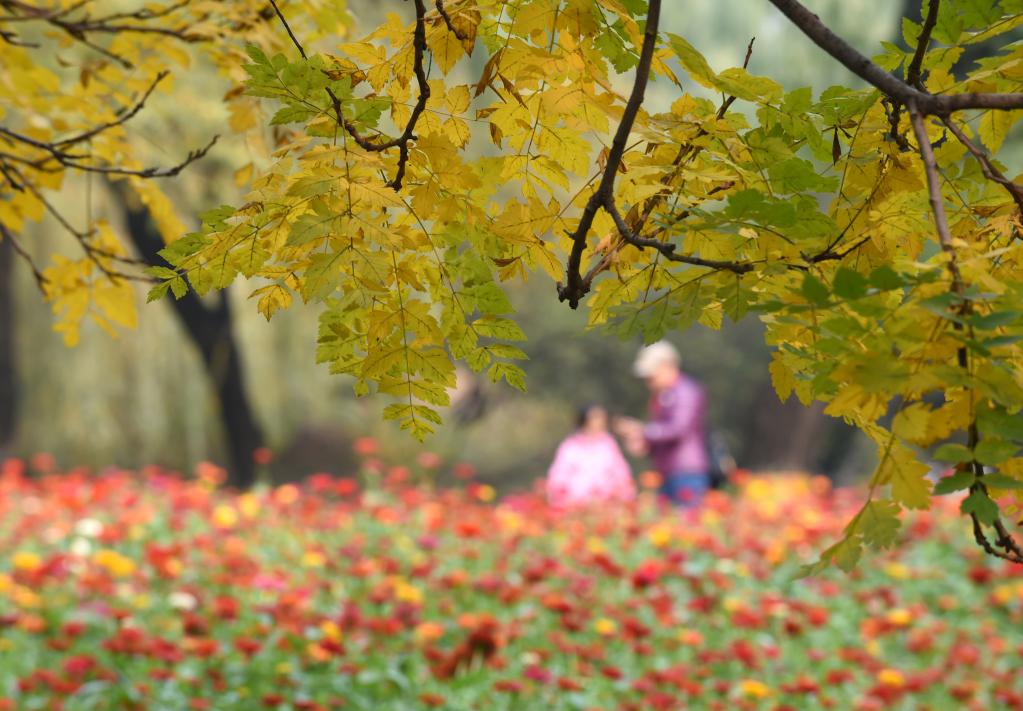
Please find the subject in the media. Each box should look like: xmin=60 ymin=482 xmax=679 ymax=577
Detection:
xmin=905 ymin=0 xmax=939 ymax=88
xmin=767 ymin=0 xmax=1023 ymax=115
xmin=606 ymin=201 xmax=754 ymax=274
xmin=0 ymin=0 xmax=198 ymax=67
xmin=910 ymin=105 xmax=1022 ymax=563
xmin=558 ymin=0 xmax=661 ymax=308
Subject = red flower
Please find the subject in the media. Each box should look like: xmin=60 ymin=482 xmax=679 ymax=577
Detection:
xmin=353 ymin=437 xmax=379 ymax=456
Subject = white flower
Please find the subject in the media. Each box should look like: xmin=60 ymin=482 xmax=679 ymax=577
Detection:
xmin=69 ymin=538 xmax=92 ymax=557
xmin=74 ymin=518 xmax=104 ymax=538
xmin=168 ymin=591 xmax=198 ymax=611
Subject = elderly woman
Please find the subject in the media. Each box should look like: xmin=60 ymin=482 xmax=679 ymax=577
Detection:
xmin=615 ymin=341 xmax=710 ymax=508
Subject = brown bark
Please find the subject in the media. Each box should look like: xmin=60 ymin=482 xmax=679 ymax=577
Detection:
xmin=120 ymin=200 xmax=264 ymax=489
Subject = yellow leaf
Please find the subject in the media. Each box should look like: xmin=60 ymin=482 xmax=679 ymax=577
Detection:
xmin=235 ymin=163 xmax=254 ymax=187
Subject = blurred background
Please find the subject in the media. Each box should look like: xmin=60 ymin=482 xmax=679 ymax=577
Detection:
xmin=2 ymin=0 xmax=1001 ymax=488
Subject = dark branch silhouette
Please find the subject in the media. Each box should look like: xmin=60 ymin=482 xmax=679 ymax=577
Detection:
xmin=767 ymin=0 xmax=1023 ymax=114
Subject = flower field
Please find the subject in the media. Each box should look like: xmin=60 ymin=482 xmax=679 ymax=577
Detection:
xmin=1 ymin=460 xmax=1022 ymax=711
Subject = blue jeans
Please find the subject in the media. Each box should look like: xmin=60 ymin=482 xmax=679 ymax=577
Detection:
xmin=659 ymin=472 xmax=709 ymax=508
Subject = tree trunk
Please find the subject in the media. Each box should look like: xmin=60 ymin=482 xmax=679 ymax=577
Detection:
xmin=121 ymin=203 xmax=263 ymax=489
xmin=0 ymin=236 xmax=16 ymax=453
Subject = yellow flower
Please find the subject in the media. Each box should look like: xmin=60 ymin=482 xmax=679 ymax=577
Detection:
xmin=886 ymin=608 xmax=912 ymax=627
xmin=884 ymin=562 xmax=910 ymax=580
xmin=877 ymin=668 xmax=905 ymax=687
xmin=992 ymin=585 xmax=1013 ymax=605
xmin=476 ymin=485 xmax=495 ymax=502
xmin=394 ymin=580 xmax=423 ymax=604
xmin=647 ymin=524 xmax=672 ymax=548
xmin=722 ymin=597 xmax=742 ymax=613
xmin=739 ymin=679 xmax=772 ymax=699
xmin=0 ymin=574 xmax=12 ymax=593
xmin=238 ymin=493 xmax=261 ymax=519
xmin=275 ymin=661 xmax=292 ymax=675
xmin=594 ymin=618 xmax=617 ymax=636
xmin=12 ymin=551 xmax=42 ymax=572
xmin=212 ymin=504 xmax=238 ymax=529
xmin=320 ymin=620 xmax=342 ymax=642
xmin=586 ymin=537 xmax=606 ymax=555
xmin=301 ymin=550 xmax=326 ymax=568
xmin=92 ymin=549 xmax=136 ymax=578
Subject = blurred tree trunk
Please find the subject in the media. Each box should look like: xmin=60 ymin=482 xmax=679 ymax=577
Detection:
xmin=740 ymin=382 xmax=827 ymax=470
xmin=120 ymin=202 xmax=263 ymax=489
xmin=0 ymin=236 xmax=15 ymax=453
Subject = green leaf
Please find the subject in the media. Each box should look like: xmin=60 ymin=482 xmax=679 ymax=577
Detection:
xmin=146 ymin=281 xmax=171 ymax=303
xmin=666 ymin=34 xmax=717 ymax=89
xmin=934 ymin=469 xmax=975 ymax=495
xmin=487 ymin=362 xmax=526 ymax=391
xmin=968 ymin=310 xmax=1019 ymax=331
xmin=933 ymin=443 xmax=973 ymax=463
xmin=833 ymin=267 xmax=868 ymax=300
xmin=801 ymin=273 xmax=830 ymax=306
xmin=974 ymin=438 xmax=1019 ymax=465
xmin=869 ymin=265 xmax=906 ymax=291
xmin=980 ymin=473 xmax=1023 ymax=490
xmin=961 ymin=489 xmax=999 ymax=526
xmin=169 ymin=277 xmax=188 ymax=299
xmin=977 ymin=407 xmax=1023 ymax=442
xmin=473 ymin=316 xmax=526 ymax=341
xmin=144 ymin=265 xmax=180 ymax=280
xmin=271 ymin=104 xmax=319 ymax=125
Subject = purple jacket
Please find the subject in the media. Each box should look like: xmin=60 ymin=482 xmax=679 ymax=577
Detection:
xmin=644 ymin=375 xmax=709 ymax=475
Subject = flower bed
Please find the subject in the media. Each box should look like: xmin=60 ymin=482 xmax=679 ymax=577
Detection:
xmin=0 ymin=462 xmax=1020 ymax=710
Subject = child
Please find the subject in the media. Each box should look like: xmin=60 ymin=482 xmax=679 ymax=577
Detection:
xmin=546 ymin=404 xmax=635 ymax=509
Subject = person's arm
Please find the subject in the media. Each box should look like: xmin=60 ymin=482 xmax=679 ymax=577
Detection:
xmin=643 ymin=386 xmax=703 ymax=444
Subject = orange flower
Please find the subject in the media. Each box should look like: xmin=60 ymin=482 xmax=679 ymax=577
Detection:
xmin=638 ymin=470 xmax=662 ymax=489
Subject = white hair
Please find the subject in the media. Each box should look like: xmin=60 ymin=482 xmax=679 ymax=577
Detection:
xmin=632 ymin=341 xmax=680 ymax=378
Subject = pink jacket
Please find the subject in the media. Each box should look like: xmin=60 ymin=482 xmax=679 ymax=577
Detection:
xmin=546 ymin=432 xmax=635 ymax=508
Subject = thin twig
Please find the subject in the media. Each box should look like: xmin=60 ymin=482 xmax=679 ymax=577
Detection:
xmin=55 ymin=71 xmax=170 ymax=147
xmin=941 ymin=116 xmax=1023 ymax=215
xmin=267 ymin=0 xmax=307 ymax=59
xmin=606 ymin=201 xmax=754 ymax=274
xmin=768 ymin=0 xmax=1023 ymax=115
xmin=0 ymin=222 xmax=46 ymax=288
xmin=268 ymin=0 xmax=430 ymax=191
xmin=908 ymin=104 xmax=958 ymax=281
